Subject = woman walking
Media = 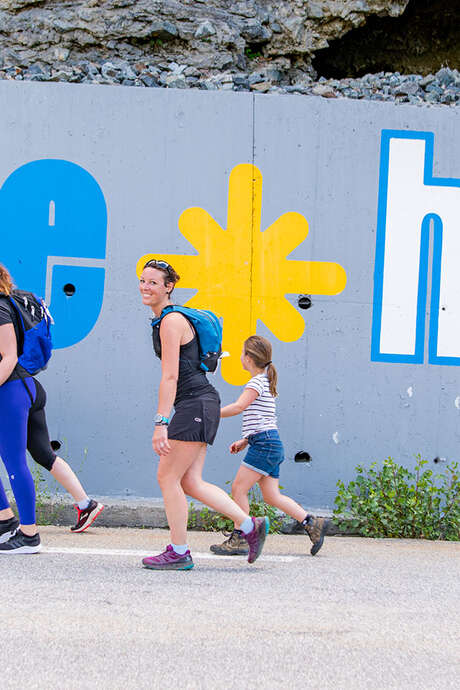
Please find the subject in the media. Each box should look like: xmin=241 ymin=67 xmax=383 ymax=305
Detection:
xmin=211 ymin=335 xmax=328 ymax=557
xmin=0 ymin=264 xmax=103 ymax=554
xmin=139 ymin=259 xmax=268 ymax=570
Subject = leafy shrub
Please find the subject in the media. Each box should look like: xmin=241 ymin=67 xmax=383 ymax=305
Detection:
xmin=333 ymin=455 xmax=460 ymax=540
xmin=244 ymin=47 xmax=262 ymax=60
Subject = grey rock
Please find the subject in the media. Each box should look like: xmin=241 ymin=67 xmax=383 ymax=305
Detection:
xmin=101 ymin=62 xmax=119 ymax=79
xmin=306 ymin=3 xmax=325 ymax=19
xmin=312 ymin=83 xmax=337 ymax=98
xmin=164 ymin=73 xmax=187 ymax=88
xmin=140 ymin=74 xmax=159 ymax=87
xmin=269 ymin=18 xmax=282 ymax=33
xmin=220 ymin=72 xmax=233 ymax=84
xmin=425 ymin=84 xmax=443 ymax=96
xmin=195 ymin=21 xmax=216 ymax=39
xmin=250 ymin=81 xmax=271 ymax=93
xmin=148 ymin=21 xmax=178 ymax=40
xmin=285 ymin=84 xmax=311 ymax=95
xmin=248 ymin=71 xmax=264 ymax=85
xmin=49 ymin=69 xmax=74 ymax=82
xmin=394 ymin=81 xmax=419 ymax=96
xmin=26 ymin=64 xmax=44 ymax=75
xmin=201 ymin=78 xmax=219 ymax=90
xmin=241 ymin=20 xmax=272 ymax=43
xmin=233 ymin=75 xmax=249 ymax=88
xmin=52 ymin=47 xmax=70 ymax=62
xmin=259 ymin=66 xmax=283 ymax=83
xmin=341 ymin=88 xmax=360 ymax=98
xmin=440 ymin=90 xmax=457 ymax=104
xmin=419 ymin=74 xmax=435 ymax=88
xmin=436 ymin=67 xmax=455 ymax=87
xmin=213 ymin=53 xmax=233 ymax=70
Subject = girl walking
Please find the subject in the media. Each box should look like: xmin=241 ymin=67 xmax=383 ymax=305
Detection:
xmin=139 ymin=259 xmax=268 ymax=570
xmin=0 ymin=264 xmax=103 ymax=554
xmin=211 ymin=335 xmax=328 ymax=557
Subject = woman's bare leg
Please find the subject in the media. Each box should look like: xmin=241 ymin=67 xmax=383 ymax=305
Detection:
xmin=50 ymin=457 xmax=88 ymax=503
xmin=259 ymin=476 xmax=306 ymax=522
xmin=157 ymin=440 xmax=205 ymax=545
xmin=0 ymin=507 xmax=15 ymax=520
xmin=181 ymin=446 xmax=249 ymax=526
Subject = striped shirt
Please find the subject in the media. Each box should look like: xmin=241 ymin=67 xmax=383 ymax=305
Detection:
xmin=242 ymin=373 xmax=278 ymax=438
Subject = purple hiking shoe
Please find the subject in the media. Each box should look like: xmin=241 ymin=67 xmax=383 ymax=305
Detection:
xmin=243 ymin=516 xmax=269 ymax=564
xmin=142 ymin=544 xmax=194 ymax=571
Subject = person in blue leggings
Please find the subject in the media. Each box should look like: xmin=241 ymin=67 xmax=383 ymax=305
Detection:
xmin=0 ymin=265 xmax=41 ymax=553
xmin=0 ymin=265 xmax=104 ymax=553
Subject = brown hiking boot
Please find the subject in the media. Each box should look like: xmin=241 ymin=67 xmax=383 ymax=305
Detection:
xmin=304 ymin=516 xmax=328 ymax=556
xmin=210 ymin=530 xmax=249 ymax=556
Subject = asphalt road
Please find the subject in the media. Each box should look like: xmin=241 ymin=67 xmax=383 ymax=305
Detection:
xmin=1 ymin=527 xmax=459 ymax=689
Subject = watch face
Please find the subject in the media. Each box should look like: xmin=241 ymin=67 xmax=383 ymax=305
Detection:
xmin=154 ymin=414 xmax=162 ymax=423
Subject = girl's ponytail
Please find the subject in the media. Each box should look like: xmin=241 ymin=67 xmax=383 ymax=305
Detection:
xmin=243 ymin=335 xmax=278 ymax=397
xmin=266 ymin=361 xmax=278 ymax=398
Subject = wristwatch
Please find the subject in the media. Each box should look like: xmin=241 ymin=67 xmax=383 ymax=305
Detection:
xmin=154 ymin=414 xmax=169 ymax=426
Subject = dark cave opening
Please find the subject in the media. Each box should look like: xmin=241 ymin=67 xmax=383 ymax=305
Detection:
xmin=312 ymin=0 xmax=460 ymax=79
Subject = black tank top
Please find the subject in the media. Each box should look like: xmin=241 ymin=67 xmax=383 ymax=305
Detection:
xmin=152 ymin=319 xmax=216 ymax=405
xmin=0 ymin=295 xmax=29 ymax=383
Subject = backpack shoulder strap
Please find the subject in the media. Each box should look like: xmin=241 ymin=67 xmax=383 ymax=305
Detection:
xmin=6 ymin=295 xmax=25 ymax=332
xmin=3 ymin=295 xmax=25 ymax=358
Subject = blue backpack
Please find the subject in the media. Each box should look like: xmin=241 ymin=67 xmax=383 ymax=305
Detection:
xmin=151 ymin=305 xmax=223 ymax=372
xmin=8 ymin=289 xmax=53 ymax=375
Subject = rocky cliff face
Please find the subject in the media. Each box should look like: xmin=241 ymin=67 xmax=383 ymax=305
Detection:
xmin=0 ymin=1 xmax=409 ymax=75
xmin=0 ymin=1 xmax=458 ymax=106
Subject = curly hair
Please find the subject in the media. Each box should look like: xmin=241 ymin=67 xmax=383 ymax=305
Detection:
xmin=0 ymin=264 xmax=13 ymax=296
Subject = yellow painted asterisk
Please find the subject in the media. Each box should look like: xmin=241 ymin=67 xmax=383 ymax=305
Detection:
xmin=137 ymin=164 xmax=346 ymax=385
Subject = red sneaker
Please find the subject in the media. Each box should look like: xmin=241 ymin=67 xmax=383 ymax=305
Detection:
xmin=70 ymin=500 xmax=104 ymax=533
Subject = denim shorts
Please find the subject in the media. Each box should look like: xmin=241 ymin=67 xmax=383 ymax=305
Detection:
xmin=242 ymin=429 xmax=284 ymax=479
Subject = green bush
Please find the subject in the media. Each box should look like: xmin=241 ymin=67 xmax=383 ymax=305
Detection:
xmin=244 ymin=47 xmax=262 ymax=60
xmin=188 ymin=483 xmax=284 ymax=534
xmin=333 ymin=455 xmax=460 ymax=540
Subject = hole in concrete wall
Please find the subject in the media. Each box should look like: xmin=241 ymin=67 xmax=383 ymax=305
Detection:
xmin=298 ymin=295 xmax=312 ymax=310
xmin=50 ymin=440 xmax=61 ymax=451
xmin=63 ymin=283 xmax=76 ymax=296
xmin=295 ymin=451 xmax=312 ymax=463
xmin=313 ymin=0 xmax=460 ymax=78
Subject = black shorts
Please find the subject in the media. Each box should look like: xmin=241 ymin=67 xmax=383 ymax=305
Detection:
xmin=23 ymin=378 xmax=57 ymax=471
xmin=168 ymin=390 xmax=221 ymax=445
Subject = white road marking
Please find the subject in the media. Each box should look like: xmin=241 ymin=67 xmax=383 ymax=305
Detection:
xmin=43 ymin=546 xmax=301 ymax=563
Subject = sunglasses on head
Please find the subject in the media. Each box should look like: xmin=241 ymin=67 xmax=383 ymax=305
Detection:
xmin=144 ymin=259 xmax=172 ymax=272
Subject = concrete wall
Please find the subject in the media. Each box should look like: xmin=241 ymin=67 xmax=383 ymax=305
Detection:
xmin=1 ymin=81 xmax=459 ymax=509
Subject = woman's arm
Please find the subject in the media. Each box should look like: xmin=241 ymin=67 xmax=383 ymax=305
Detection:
xmin=221 ymin=388 xmax=258 ymax=418
xmin=0 ymin=323 xmax=18 ymax=386
xmin=152 ymin=313 xmax=184 ymax=455
xmin=157 ymin=313 xmax=183 ymax=418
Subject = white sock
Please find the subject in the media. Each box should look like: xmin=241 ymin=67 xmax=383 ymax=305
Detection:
xmin=77 ymin=498 xmax=90 ymax=510
xmin=238 ymin=517 xmax=254 ymax=535
xmin=171 ymin=543 xmax=188 ymax=555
